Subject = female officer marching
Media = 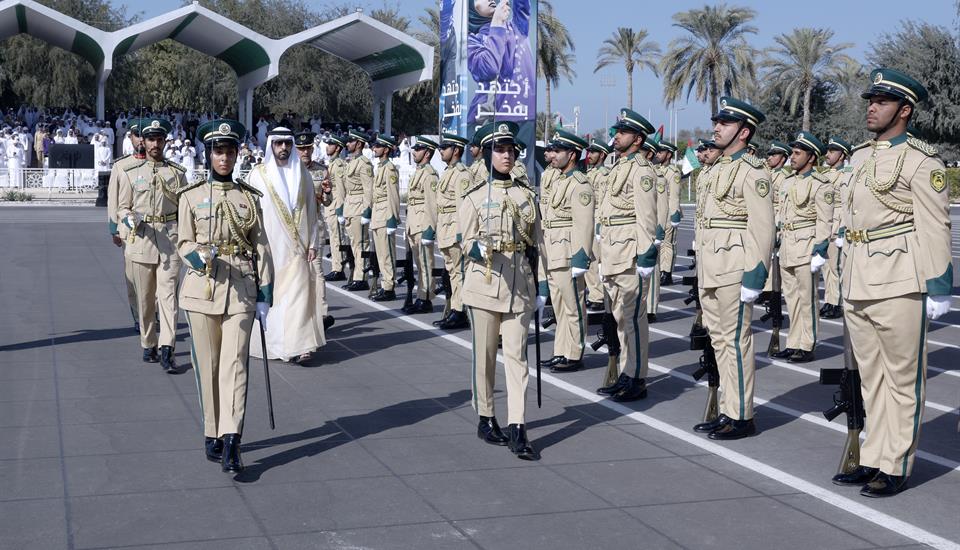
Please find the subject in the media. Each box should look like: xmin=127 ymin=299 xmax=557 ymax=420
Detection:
xmin=177 ymin=120 xmax=273 ymax=473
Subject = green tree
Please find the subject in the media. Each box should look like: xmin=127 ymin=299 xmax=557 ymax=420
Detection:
xmin=594 ymin=27 xmax=660 ymax=110
xmin=659 ymin=3 xmax=757 ymax=116
xmin=538 ymin=0 xmax=576 ymax=138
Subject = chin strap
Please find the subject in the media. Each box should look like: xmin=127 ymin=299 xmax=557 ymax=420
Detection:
xmin=715 ymin=121 xmax=745 ymax=153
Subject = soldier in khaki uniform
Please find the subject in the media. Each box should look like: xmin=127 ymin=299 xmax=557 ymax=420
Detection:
xmin=584 ymin=140 xmax=611 ymax=310
xmin=759 ymin=140 xmax=791 ymax=301
xmin=342 ymin=130 xmax=374 ymax=291
xmin=657 ymin=140 xmax=682 ymax=286
xmin=692 ymin=98 xmax=774 ymax=440
xmin=107 ymin=118 xmax=143 ymax=332
xmin=819 ymin=137 xmax=852 ymax=320
xmin=403 ymin=137 xmax=440 ymax=314
xmin=295 ymin=131 xmax=335 ymax=330
xmin=831 ymin=68 xmax=952 ymax=497
xmin=536 ymin=130 xmax=594 ymax=373
xmin=116 ymin=117 xmax=186 ymax=373
xmin=460 ymin=122 xmax=538 ymax=460
xmin=323 ymin=135 xmax=349 ymax=282
xmin=177 ymin=119 xmax=273 ymax=473
xmin=640 ymin=135 xmax=667 ymax=323
xmin=369 ymin=134 xmax=401 ymax=301
xmin=433 ymin=133 xmax=473 ymax=329
xmin=772 ymin=131 xmax=833 ymax=363
xmin=468 ymin=137 xmax=484 ymax=181
xmin=594 ymin=108 xmax=659 ymax=403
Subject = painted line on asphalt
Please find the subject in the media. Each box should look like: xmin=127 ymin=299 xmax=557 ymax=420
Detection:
xmin=325 ymin=281 xmax=960 ymax=550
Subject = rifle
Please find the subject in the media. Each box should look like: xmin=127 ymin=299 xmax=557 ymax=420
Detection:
xmin=819 ymin=318 xmax=864 ymax=476
xmin=590 ymin=292 xmax=621 ymax=389
xmin=398 ymin=252 xmax=415 ymax=310
xmin=338 ymin=219 xmax=355 ymax=279
xmin=433 ymin=266 xmax=451 ymax=319
xmin=540 ymin=296 xmax=556 ymax=329
xmin=362 ymin=246 xmax=380 ymax=299
xmin=760 ymin=252 xmax=783 ymax=356
xmin=681 ymin=249 xmax=719 ymax=423
xmin=250 ymin=251 xmax=276 ymax=430
xmin=527 ymin=246 xmax=542 ymax=408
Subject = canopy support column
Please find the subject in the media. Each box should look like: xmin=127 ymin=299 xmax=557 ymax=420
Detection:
xmin=384 ymin=92 xmax=393 ymax=136
xmin=372 ymin=98 xmax=382 ymax=134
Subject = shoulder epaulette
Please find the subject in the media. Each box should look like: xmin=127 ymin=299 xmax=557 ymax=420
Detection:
xmin=906 ymin=137 xmax=938 ymax=157
xmin=454 ymin=163 xmax=468 ymax=172
xmin=811 ymin=171 xmax=831 ymax=184
xmin=741 ymin=153 xmax=764 ymax=169
xmin=852 ymin=140 xmax=872 ymax=153
xmin=462 ymin=178 xmax=486 ymax=197
xmin=115 ymin=153 xmax=131 ymax=163
xmin=176 ymin=180 xmax=204 ymax=196
xmin=235 ymin=179 xmax=263 ymax=197
xmin=571 ymin=170 xmax=589 ymax=185
xmin=122 ymin=158 xmax=147 ymax=172
xmin=164 ymin=160 xmax=186 ymax=173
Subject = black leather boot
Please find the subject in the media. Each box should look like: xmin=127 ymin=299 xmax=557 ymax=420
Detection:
xmin=412 ymin=299 xmax=433 ymax=314
xmin=860 ymin=472 xmax=907 ymax=497
xmin=221 ymin=433 xmax=243 ymax=473
xmin=708 ymin=418 xmax=757 ymax=440
xmin=439 ymin=310 xmax=469 ymax=329
xmin=160 ymin=345 xmax=176 ymax=373
xmin=477 ymin=416 xmax=509 ymax=446
xmin=597 ymin=373 xmax=630 ymax=395
xmin=832 ymin=465 xmax=879 ymax=486
xmin=142 ymin=347 xmax=159 ymax=363
xmin=324 ymin=270 xmax=345 ymax=282
xmin=344 ymin=280 xmax=369 ymax=291
xmin=788 ymin=349 xmax=816 ymax=363
xmin=539 ymin=355 xmax=563 ymax=368
xmin=771 ymin=348 xmax=796 ymax=360
xmin=432 ymin=310 xmax=455 ymax=327
xmin=660 ymin=271 xmax=673 ymax=286
xmin=612 ymin=377 xmax=648 ymax=402
xmin=371 ymin=288 xmax=397 ymax=302
xmin=507 ymin=424 xmax=537 ymax=460
xmin=693 ymin=414 xmax=731 ymax=434
xmin=550 ymin=357 xmax=583 ymax=373
xmin=585 ymin=300 xmax=604 ymax=312
xmin=205 ymin=437 xmax=223 ymax=462
xmin=647 ymin=313 xmax=657 ymax=324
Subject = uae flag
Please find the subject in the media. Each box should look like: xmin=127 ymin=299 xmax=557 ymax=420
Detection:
xmin=681 ymin=141 xmax=700 ymax=176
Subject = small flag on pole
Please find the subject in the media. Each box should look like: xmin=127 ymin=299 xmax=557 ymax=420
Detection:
xmin=681 ymin=146 xmax=700 ymax=176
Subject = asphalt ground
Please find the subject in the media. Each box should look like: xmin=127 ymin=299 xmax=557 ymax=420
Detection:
xmin=0 ymin=205 xmax=958 ymax=550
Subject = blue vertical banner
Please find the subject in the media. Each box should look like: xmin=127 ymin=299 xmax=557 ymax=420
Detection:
xmin=440 ymin=0 xmax=538 ymax=176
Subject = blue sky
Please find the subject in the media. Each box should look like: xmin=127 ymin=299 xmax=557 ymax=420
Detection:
xmin=117 ymin=0 xmax=957 ymax=137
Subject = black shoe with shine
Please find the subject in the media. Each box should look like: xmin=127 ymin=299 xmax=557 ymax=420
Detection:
xmin=612 ymin=377 xmax=648 ymax=402
xmin=550 ymin=358 xmax=583 ymax=373
xmin=440 ymin=310 xmax=470 ymax=329
xmin=371 ymin=289 xmax=397 ymax=302
xmin=585 ymin=300 xmax=605 ymax=312
xmin=477 ymin=416 xmax=509 ymax=446
xmin=221 ymin=433 xmax=243 ymax=473
xmin=860 ymin=472 xmax=907 ymax=497
xmin=823 ymin=304 xmax=843 ymax=319
xmin=771 ymin=348 xmax=797 ymax=360
xmin=539 ymin=355 xmax=563 ymax=368
xmin=344 ymin=280 xmax=369 ymax=291
xmin=142 ymin=347 xmax=159 ymax=363
xmin=411 ymin=299 xmax=433 ymax=314
xmin=788 ymin=349 xmax=815 ymax=363
xmin=694 ymin=414 xmax=731 ymax=434
xmin=432 ymin=310 xmax=455 ymax=327
xmin=819 ymin=303 xmax=831 ymax=316
xmin=324 ymin=271 xmax=346 ymax=282
xmin=832 ymin=465 xmax=879 ymax=486
xmin=647 ymin=313 xmax=657 ymax=324
xmin=708 ymin=418 xmax=757 ymax=440
xmin=597 ymin=373 xmax=630 ymax=395
xmin=507 ymin=424 xmax=537 ymax=460
xmin=160 ymin=345 xmax=177 ymax=373
xmin=205 ymin=437 xmax=223 ymax=462
xmin=323 ymin=315 xmax=335 ymax=330
xmin=660 ymin=272 xmax=673 ymax=286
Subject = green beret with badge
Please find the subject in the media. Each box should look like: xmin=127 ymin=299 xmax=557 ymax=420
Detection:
xmin=548 ymin=128 xmax=588 ymax=151
xmin=861 ymin=67 xmax=928 ymax=105
xmin=827 ymin=136 xmax=852 ymax=157
xmin=411 ymin=135 xmax=438 ymax=151
xmin=440 ymin=132 xmax=469 ymax=149
xmin=326 ymin=134 xmax=346 ymax=148
xmin=295 ymin=131 xmax=317 ymax=148
xmin=711 ymin=96 xmax=766 ymax=128
xmin=767 ymin=140 xmax=791 ymax=156
xmin=475 ymin=121 xmax=521 ymax=149
xmin=789 ymin=130 xmax=826 ymax=157
xmin=197 ymin=119 xmax=244 ymax=145
xmin=610 ymin=107 xmax=655 ymax=135
xmin=140 ymin=117 xmax=172 ymax=138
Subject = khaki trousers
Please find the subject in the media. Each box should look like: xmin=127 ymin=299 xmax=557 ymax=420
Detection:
xmin=823 ymin=241 xmax=841 ymax=306
xmin=407 ymin=232 xmax=435 ymax=300
xmin=130 ymin=256 xmax=180 ymax=349
xmin=646 ymin=257 xmax=661 ymax=315
xmin=585 ymin=243 xmax=603 ymax=303
xmin=371 ymin=228 xmax=396 ymax=291
xmin=845 ymin=295 xmax=927 ymax=477
xmin=547 ymin=267 xmax=587 ymax=360
xmin=603 ymin=270 xmax=649 ymax=379
xmin=701 ymin=284 xmax=755 ymax=420
xmin=345 ymin=217 xmax=366 ymax=282
xmin=122 ymin=252 xmax=139 ymax=324
xmin=782 ymin=264 xmax=818 ymax=351
xmin=324 ymin=212 xmax=344 ymax=272
xmin=185 ymin=311 xmax=253 ymax=438
xmin=659 ymin=223 xmax=678 ymax=273
xmin=468 ymin=306 xmax=533 ymax=425
xmin=440 ymin=244 xmax=464 ymax=311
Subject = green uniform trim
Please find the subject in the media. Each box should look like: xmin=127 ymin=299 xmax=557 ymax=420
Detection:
xmin=637 ymin=243 xmax=658 ymax=268
xmin=455 ymin=232 xmax=462 ymax=243
xmin=185 ymin=251 xmax=204 ymax=271
xmin=655 ymin=224 xmax=665 ymax=241
xmin=837 ymin=226 xmax=846 ymax=239
xmin=571 ymin=248 xmax=590 ymax=270
xmin=742 ymin=261 xmax=768 ymax=291
xmin=361 ymin=207 xmax=372 ymax=219
xmin=538 ymin=280 xmax=549 ymax=297
xmin=906 ymin=296 xmax=926 ymax=477
xmin=423 ymin=226 xmax=436 ymax=241
xmin=632 ymin=278 xmax=643 ymax=378
xmin=735 ymin=301 xmax=746 ymax=419
xmin=335 ymin=206 xmax=344 ymax=217
xmin=386 ymin=215 xmax=397 ymax=229
xmin=257 ymin=283 xmax=273 ymax=305
xmin=468 ymin=307 xmax=478 ymax=411
xmin=467 ymin=241 xmax=483 ymax=262
xmin=669 ymin=211 xmax=681 ymax=224
xmin=925 ymin=264 xmax=953 ymax=296
xmin=812 ymin=239 xmax=829 ymax=259
xmin=108 ymin=220 xmax=118 ymax=235
xmin=573 ymin=277 xmax=585 ymax=357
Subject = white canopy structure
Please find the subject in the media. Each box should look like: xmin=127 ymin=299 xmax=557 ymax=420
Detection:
xmin=0 ymin=0 xmax=434 ymax=133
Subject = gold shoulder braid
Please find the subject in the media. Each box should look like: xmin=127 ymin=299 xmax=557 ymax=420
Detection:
xmin=216 ymin=188 xmax=258 ymax=253
xmin=712 ymin=164 xmax=747 ymax=217
xmin=862 ymin=150 xmax=913 ymax=214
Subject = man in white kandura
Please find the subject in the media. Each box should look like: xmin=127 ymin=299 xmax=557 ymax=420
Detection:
xmin=247 ymin=127 xmax=326 ymax=364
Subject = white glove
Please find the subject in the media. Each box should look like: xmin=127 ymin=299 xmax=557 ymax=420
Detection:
xmin=536 ymin=295 xmax=547 ymax=319
xmin=637 ymin=265 xmax=654 ymax=279
xmin=654 ymin=239 xmax=662 ymax=249
xmin=571 ymin=266 xmax=587 ymax=279
xmin=740 ymin=286 xmax=761 ymax=303
xmin=810 ymin=254 xmax=827 ymax=273
xmin=361 ymin=217 xmax=370 ymax=225
xmin=198 ymin=244 xmax=218 ymax=266
xmin=927 ymin=295 xmax=952 ymax=320
xmin=478 ymin=242 xmax=488 ymax=258
xmin=386 ymin=227 xmax=396 ymax=236
xmin=595 ymin=233 xmax=601 ymax=242
xmin=834 ymin=237 xmax=844 ymax=248
xmin=422 ymin=238 xmax=434 ymax=246
xmin=670 ymin=220 xmax=680 ymax=227
xmin=126 ymin=213 xmax=140 ymax=228
xmin=337 ymin=216 xmax=345 ymax=224
xmin=256 ymin=302 xmax=270 ymax=331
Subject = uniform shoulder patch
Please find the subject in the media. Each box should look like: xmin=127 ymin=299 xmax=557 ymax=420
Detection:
xmin=755 ymin=178 xmax=770 ymax=198
xmin=640 ymin=175 xmax=654 ymax=192
xmin=235 ymin=179 xmax=263 ymax=197
xmin=164 ymin=160 xmax=186 ymax=173
xmin=176 ymin=180 xmax=204 ymax=196
xmin=931 ymin=169 xmax=947 ymax=193
xmin=579 ymin=191 xmax=593 ymax=206
xmin=656 ymin=180 xmax=666 ymax=193
xmin=852 ymin=140 xmax=872 ymax=153
xmin=907 ymin=137 xmax=938 ymax=157
xmin=823 ymin=190 xmax=835 ymax=205
xmin=741 ymin=153 xmax=764 ymax=169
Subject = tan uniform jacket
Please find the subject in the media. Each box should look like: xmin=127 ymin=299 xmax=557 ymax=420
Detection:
xmin=437 ymin=162 xmax=471 ymax=248
xmin=305 ymin=162 xmax=332 ymax=242
xmin=370 ymin=159 xmax=400 ymax=230
xmin=771 ymin=167 xmax=788 ymax=223
xmin=696 ymin=151 xmax=775 ymax=290
xmin=117 ymin=159 xmax=187 ymax=265
xmin=841 ymin=135 xmax=951 ymax=300
xmin=107 ymin=153 xmax=141 ymax=237
xmin=596 ymin=153 xmax=659 ymax=276
xmin=325 ymin=157 xmax=347 ymax=217
xmin=539 ymin=169 xmax=594 ymax=271
xmin=778 ymin=169 xmax=833 ymax=269
xmin=460 ymin=178 xmax=539 ymax=313
xmin=654 ymin=165 xmax=669 ymax=240
xmin=407 ymin=163 xmax=439 ymax=236
xmin=177 ymin=180 xmax=273 ymax=315
xmin=824 ymin=167 xmax=849 ymax=237
xmin=342 ymin=154 xmax=374 ymax=217
xmin=662 ymin=163 xmax=682 ymax=224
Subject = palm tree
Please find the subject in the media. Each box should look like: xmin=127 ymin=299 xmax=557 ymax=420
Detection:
xmin=538 ymin=1 xmax=576 ymax=136
xmin=659 ymin=3 xmax=758 ymax=116
xmin=594 ymin=27 xmax=660 ymax=109
xmin=762 ymin=28 xmax=853 ymax=131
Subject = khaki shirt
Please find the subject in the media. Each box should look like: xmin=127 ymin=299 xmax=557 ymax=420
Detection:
xmin=407 ymin=162 xmax=439 ymax=236
xmin=325 ymin=157 xmax=347 ymax=217
xmin=305 ymin=161 xmax=332 ymax=242
xmin=586 ymin=165 xmax=610 ymax=205
xmin=841 ymin=134 xmax=951 ymax=300
xmin=436 ymin=161 xmax=471 ymax=248
xmin=342 ymin=153 xmax=374 ymax=218
xmin=771 ymin=167 xmax=788 ymax=222
xmin=778 ymin=169 xmax=833 ymax=268
xmin=596 ymin=153 xmax=660 ymax=277
xmin=177 ymin=180 xmax=273 ymax=315
xmin=459 ymin=177 xmax=539 ymax=313
xmin=116 ymin=158 xmax=186 ymax=265
xmin=654 ymin=164 xmax=669 ymax=240
xmin=107 ymin=153 xmax=142 ymax=237
xmin=662 ymin=163 xmax=682 ymax=224
xmin=539 ymin=168 xmax=594 ymax=271
xmin=370 ymin=159 xmax=400 ymax=229
xmin=695 ymin=150 xmax=774 ymax=290
xmin=823 ymin=166 xmax=849 ymax=237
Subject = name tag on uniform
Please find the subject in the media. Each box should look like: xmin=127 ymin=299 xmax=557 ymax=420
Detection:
xmin=481 ymin=200 xmax=500 ymax=209
xmin=196 ymin=202 xmax=211 ymax=210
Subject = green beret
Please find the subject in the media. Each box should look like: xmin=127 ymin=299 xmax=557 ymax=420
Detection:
xmin=326 ymin=134 xmax=346 ymax=148
xmin=347 ymin=129 xmax=369 ymax=143
xmin=475 ymin=121 xmax=521 ymax=148
xmin=197 ymin=119 xmax=245 ymax=145
xmin=767 ymin=141 xmax=791 ymax=155
xmin=374 ymin=134 xmax=398 ymax=149
xmin=411 ymin=136 xmax=439 ymax=150
xmin=440 ymin=133 xmax=469 ymax=148
xmin=587 ymin=139 xmax=612 ymax=155
xmin=611 ymin=107 xmax=655 ymax=135
xmin=789 ymin=130 xmax=826 ymax=157
xmin=295 ymin=131 xmax=316 ymax=148
xmin=826 ymin=136 xmax=852 ymax=156
xmin=140 ymin=117 xmax=172 ymax=138
xmin=548 ymin=128 xmax=588 ymax=151
xmin=712 ymin=96 xmax=765 ymax=128
xmin=862 ymin=67 xmax=928 ymax=105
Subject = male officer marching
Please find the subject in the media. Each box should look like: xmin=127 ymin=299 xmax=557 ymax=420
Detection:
xmin=773 ymin=131 xmax=833 ymax=364
xmin=759 ymin=140 xmax=791 ymax=302
xmin=342 ymin=130 xmax=374 ymax=291
xmin=404 ymin=137 xmax=440 ymax=314
xmin=107 ymin=118 xmax=144 ymax=332
xmin=820 ymin=137 xmax=852 ymax=319
xmin=295 ymin=130 xmax=335 ymax=329
xmin=656 ymin=140 xmax=682 ymax=287
xmin=433 ymin=133 xmax=473 ymax=329
xmin=369 ymin=134 xmax=401 ymax=302
xmin=323 ymin=134 xmax=349 ymax=282
xmin=831 ymin=68 xmax=952 ymax=497
xmin=594 ymin=109 xmax=660 ymax=402
xmin=116 ymin=117 xmax=187 ymax=373
xmin=640 ymin=135 xmax=667 ymax=323
xmin=537 ymin=129 xmax=594 ymax=373
xmin=693 ymin=98 xmax=774 ymax=439
xmin=584 ymin=139 xmax=612 ymax=311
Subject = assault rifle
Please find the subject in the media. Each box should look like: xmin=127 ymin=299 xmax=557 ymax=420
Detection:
xmin=590 ymin=293 xmax=621 ymax=389
xmin=681 ymin=249 xmax=719 ymax=423
xmin=760 ymin=252 xmax=783 ymax=356
xmin=820 ymin=320 xmax=864 ymax=476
